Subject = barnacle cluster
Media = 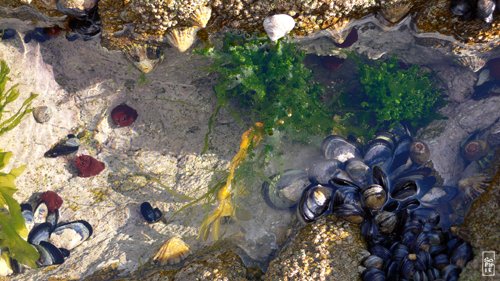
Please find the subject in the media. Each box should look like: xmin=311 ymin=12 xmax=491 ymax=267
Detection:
xmin=261 ymin=125 xmax=494 ymax=280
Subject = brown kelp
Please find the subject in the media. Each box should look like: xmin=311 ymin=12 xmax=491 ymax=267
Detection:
xmin=199 ymin=122 xmax=265 ymax=240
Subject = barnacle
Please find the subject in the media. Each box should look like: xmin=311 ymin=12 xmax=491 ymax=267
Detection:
xmin=153 ymin=237 xmax=190 ymax=265
xmin=189 ymin=6 xmax=212 ymax=28
xmin=166 ymin=27 xmax=199 ymax=53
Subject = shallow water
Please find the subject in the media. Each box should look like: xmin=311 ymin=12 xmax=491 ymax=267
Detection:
xmin=0 ymin=9 xmax=499 ymax=281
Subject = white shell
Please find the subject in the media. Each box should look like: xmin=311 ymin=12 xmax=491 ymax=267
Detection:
xmin=263 ymin=14 xmax=295 ymax=42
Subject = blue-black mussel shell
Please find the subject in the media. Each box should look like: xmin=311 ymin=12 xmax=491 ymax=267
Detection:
xmin=140 ymin=202 xmax=163 ymax=223
xmin=297 ymin=184 xmax=334 ymax=223
xmin=361 ymin=267 xmax=386 ymax=281
xmin=1 ymin=28 xmax=16 ymax=40
xmin=44 ymin=134 xmax=80 ymax=158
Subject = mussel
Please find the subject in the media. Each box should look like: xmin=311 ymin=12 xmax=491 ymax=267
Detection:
xmin=370 ymin=245 xmax=391 ymax=261
xmin=391 ymin=181 xmax=418 ymax=200
xmin=374 ymin=211 xmax=397 ymax=234
xmin=345 ymin=158 xmax=370 ymax=185
xmin=140 ymin=202 xmax=163 ymax=223
xmin=477 ymin=0 xmax=497 ymax=23
xmin=49 ymin=220 xmax=93 ymax=251
xmin=321 ymin=135 xmax=362 ymax=163
xmin=1 ymin=28 xmax=16 ymax=40
xmin=333 ymin=203 xmax=365 ymax=224
xmin=34 ymin=241 xmax=65 ymax=267
xmin=361 ymin=268 xmax=385 ymax=281
xmin=44 ymin=134 xmax=80 ymax=158
xmin=67 ymin=7 xmax=101 ymax=41
xmin=441 ymin=264 xmax=461 ymax=281
xmin=388 ymin=136 xmax=412 ymax=175
xmin=297 ymin=184 xmax=333 ymax=223
xmin=450 ymin=0 xmax=475 ymax=19
xmin=362 ymin=184 xmax=387 ymax=210
xmin=362 ymin=255 xmax=384 ymax=269
xmin=262 ymin=169 xmax=310 ymax=209
xmin=307 ymin=159 xmax=342 ymax=185
xmin=33 ymin=202 xmax=59 ymax=228
xmin=21 ymin=203 xmax=34 ymax=233
xmin=364 ymin=138 xmax=394 ymax=171
xmin=28 ymin=222 xmax=52 ymax=245
xmin=433 ymin=253 xmax=450 ymax=270
xmin=361 ymin=220 xmax=385 ymax=244
xmin=450 ymin=241 xmax=472 ymax=268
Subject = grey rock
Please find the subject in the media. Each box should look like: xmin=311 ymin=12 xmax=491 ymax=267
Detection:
xmin=487 ymin=120 xmax=500 ymax=146
xmin=433 ymin=65 xmax=477 ymax=102
xmin=32 ymin=105 xmax=52 ymax=123
xmin=419 ymin=96 xmax=500 ymax=185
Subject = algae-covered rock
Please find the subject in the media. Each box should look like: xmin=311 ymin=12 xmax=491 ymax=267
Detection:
xmin=264 ymin=216 xmax=366 ymax=281
xmin=458 ymin=153 xmax=500 ymax=280
xmin=113 ymin=247 xmax=247 ymax=281
xmin=173 ymin=248 xmax=247 ymax=281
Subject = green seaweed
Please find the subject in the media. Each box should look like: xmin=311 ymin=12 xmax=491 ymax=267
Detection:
xmin=0 ymin=150 xmax=40 ymax=269
xmin=0 ymin=60 xmax=38 ymax=137
xmin=199 ymin=34 xmax=332 ymax=152
xmin=334 ymin=56 xmax=444 ymax=141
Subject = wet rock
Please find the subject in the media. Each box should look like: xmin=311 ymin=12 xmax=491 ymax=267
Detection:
xmin=433 ymin=65 xmax=477 ymax=102
xmin=419 ymin=95 xmax=500 ymax=185
xmin=58 ymin=0 xmax=98 ymax=12
xmin=264 ymin=216 xmax=365 ymax=281
xmin=456 ymin=154 xmax=500 ymax=280
xmin=487 ymin=120 xmax=500 ymax=146
xmin=115 ymin=247 xmax=247 ymax=281
xmin=174 ymin=249 xmax=247 ymax=281
xmin=32 ymin=105 xmax=52 ymax=123
xmin=487 ymin=57 xmax=500 ymax=80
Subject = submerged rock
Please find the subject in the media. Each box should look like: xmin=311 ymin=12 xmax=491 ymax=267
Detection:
xmin=456 ymin=153 xmax=500 ymax=280
xmin=264 ymin=216 xmax=366 ymax=281
xmin=113 ymin=247 xmax=248 ymax=281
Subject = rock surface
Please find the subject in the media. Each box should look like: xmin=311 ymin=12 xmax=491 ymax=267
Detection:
xmin=264 ymin=216 xmax=366 ymax=281
xmin=457 ymin=152 xmax=500 ymax=280
xmin=0 ymin=31 xmax=243 ymax=280
xmin=2 ymin=0 xmax=498 ymax=69
xmin=419 ymin=95 xmax=500 ymax=185
xmin=85 ymin=246 xmax=247 ymax=281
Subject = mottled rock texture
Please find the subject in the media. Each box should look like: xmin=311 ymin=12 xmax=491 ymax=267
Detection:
xmin=264 ymin=216 xmax=366 ymax=281
xmin=84 ymin=247 xmax=248 ymax=281
xmin=458 ymin=151 xmax=500 ymax=280
xmin=2 ymin=0 xmax=499 ymax=53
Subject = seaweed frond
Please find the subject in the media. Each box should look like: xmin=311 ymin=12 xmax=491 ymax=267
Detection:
xmin=0 ymin=60 xmax=38 ymax=137
xmin=0 ymin=150 xmax=40 ymax=269
xmin=199 ymin=122 xmax=265 ymax=240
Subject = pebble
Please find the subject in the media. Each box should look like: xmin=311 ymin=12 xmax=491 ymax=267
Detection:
xmin=32 ymin=106 xmax=52 ymax=123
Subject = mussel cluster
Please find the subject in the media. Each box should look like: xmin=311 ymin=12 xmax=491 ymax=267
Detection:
xmin=57 ymin=0 xmax=101 ymax=41
xmin=450 ymin=0 xmax=498 ymax=23
xmin=7 ymin=191 xmax=93 ymax=274
xmin=262 ymin=128 xmax=475 ymax=280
